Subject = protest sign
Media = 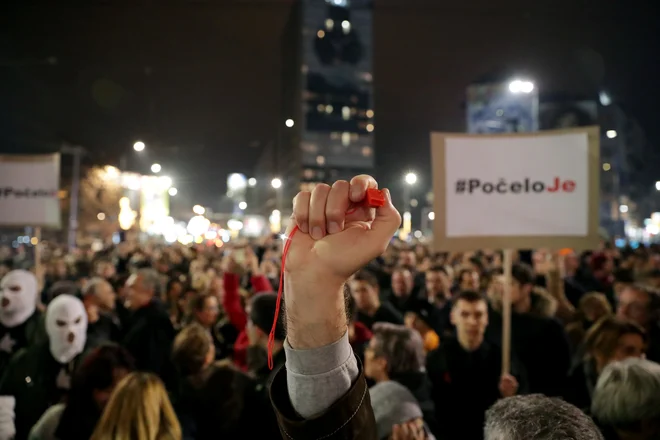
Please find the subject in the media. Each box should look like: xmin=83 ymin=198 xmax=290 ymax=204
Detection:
xmin=431 ymin=127 xmax=600 ymax=251
xmin=0 ymin=154 xmax=61 ymax=228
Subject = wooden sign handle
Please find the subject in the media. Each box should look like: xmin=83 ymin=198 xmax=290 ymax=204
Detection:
xmin=501 ymin=248 xmax=513 ymax=375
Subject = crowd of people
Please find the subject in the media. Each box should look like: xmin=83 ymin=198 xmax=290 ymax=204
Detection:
xmin=0 ymin=175 xmax=659 ymax=439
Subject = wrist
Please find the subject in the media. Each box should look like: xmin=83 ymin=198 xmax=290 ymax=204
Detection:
xmin=284 ymin=277 xmax=347 ymax=349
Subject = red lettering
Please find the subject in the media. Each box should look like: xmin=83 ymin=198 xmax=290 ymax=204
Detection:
xmin=547 ymin=177 xmax=560 ymax=193
xmin=562 ymin=180 xmax=576 ymax=193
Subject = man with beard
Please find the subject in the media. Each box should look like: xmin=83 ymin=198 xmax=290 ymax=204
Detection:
xmin=0 ymin=270 xmax=45 ymax=373
xmin=0 ymin=294 xmax=88 ymax=440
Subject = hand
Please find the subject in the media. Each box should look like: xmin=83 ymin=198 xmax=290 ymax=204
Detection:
xmin=499 ymin=373 xmax=519 ymax=398
xmin=286 ymin=175 xmax=401 ymax=349
xmin=391 ymin=419 xmax=426 ymax=440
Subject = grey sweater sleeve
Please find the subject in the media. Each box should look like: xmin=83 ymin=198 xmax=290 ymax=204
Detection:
xmin=284 ymin=331 xmax=359 ymax=418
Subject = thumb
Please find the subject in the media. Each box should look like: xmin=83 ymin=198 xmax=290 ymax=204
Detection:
xmin=368 ymin=189 xmax=402 ymax=247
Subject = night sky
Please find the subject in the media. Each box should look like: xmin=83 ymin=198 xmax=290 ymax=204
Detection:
xmin=1 ymin=0 xmax=658 ymax=211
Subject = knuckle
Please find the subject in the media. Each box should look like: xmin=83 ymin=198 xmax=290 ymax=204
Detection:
xmin=332 ymin=180 xmax=349 ymax=189
xmin=325 ymin=207 xmax=344 ymax=220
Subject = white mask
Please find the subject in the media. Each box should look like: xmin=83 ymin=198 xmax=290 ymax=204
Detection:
xmin=0 ymin=270 xmax=37 ymax=328
xmin=45 ymin=295 xmax=87 ymax=364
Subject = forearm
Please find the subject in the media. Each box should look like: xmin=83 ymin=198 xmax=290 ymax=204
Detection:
xmin=284 ymin=279 xmax=347 ymax=350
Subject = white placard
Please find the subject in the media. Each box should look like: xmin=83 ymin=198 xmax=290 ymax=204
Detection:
xmin=0 ymin=154 xmax=61 ymax=228
xmin=445 ymin=133 xmax=588 ymax=237
xmin=431 ymin=127 xmax=600 ymax=251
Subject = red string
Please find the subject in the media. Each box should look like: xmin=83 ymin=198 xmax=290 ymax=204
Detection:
xmin=267 ymin=206 xmax=359 ymax=369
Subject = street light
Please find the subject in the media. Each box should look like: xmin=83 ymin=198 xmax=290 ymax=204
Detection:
xmin=655 ymin=181 xmax=660 ymax=191
xmin=428 ymin=211 xmax=435 ymax=221
xmin=151 ymin=163 xmax=161 ymax=173
xmin=599 ymin=92 xmax=612 ymax=107
xmin=97 ymin=212 xmax=106 ymax=221
xmin=271 ymin=178 xmax=282 ymax=189
xmin=248 ymin=178 xmax=257 ymax=187
xmin=193 ymin=205 xmax=205 ymax=215
xmin=508 ymin=79 xmax=535 ymax=94
xmin=133 ymin=141 xmax=146 ymax=152
xmin=606 ymin=130 xmax=617 ymax=139
xmin=405 ymin=172 xmax=417 ymax=186
xmin=238 ymin=201 xmax=247 ymax=210
xmin=285 ymin=119 xmax=294 ymax=128
xmin=619 ymin=204 xmax=629 ymax=214
xmin=168 ymin=187 xmax=178 ymax=196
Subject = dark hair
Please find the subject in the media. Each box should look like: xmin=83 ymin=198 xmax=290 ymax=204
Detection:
xmin=353 ymin=270 xmax=379 ymax=287
xmin=511 ymin=263 xmax=535 ymax=286
xmin=427 ymin=265 xmax=448 ymax=276
xmin=584 ymin=316 xmax=647 ymax=360
xmin=190 ymin=293 xmax=214 ymax=313
xmin=55 ymin=344 xmax=135 ymax=440
xmin=249 ymin=293 xmax=286 ymax=342
xmin=453 ymin=290 xmax=487 ymax=306
xmin=613 ymin=268 xmax=635 ymax=284
xmin=172 ymin=324 xmax=212 ymax=377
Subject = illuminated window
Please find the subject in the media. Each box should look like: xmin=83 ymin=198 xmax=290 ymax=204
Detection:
xmin=342 ymin=132 xmax=351 ymax=146
xmin=366 ymin=109 xmax=374 ymax=118
xmin=316 ymin=155 xmax=326 ymax=166
xmin=342 ymin=106 xmax=350 ymax=120
xmin=317 ymin=30 xmax=325 ymax=38
xmin=361 ymin=146 xmax=373 ymax=157
xmin=366 ymin=124 xmax=374 ymax=133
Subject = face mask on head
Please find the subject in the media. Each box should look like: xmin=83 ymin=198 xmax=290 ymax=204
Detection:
xmin=0 ymin=270 xmax=38 ymax=328
xmin=45 ymin=294 xmax=87 ymax=364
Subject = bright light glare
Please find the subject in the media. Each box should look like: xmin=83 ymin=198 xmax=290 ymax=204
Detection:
xmin=428 ymin=211 xmax=435 ymax=221
xmin=227 ymin=173 xmax=247 ymax=190
xmin=271 ymin=178 xmax=282 ymax=189
xmin=248 ymin=178 xmax=257 ymax=187
xmin=606 ymin=130 xmax=617 ymax=139
xmin=599 ymin=92 xmax=612 ymax=106
xmin=619 ymin=205 xmax=629 ymax=213
xmin=159 ymin=176 xmax=173 ymax=189
xmin=133 ymin=141 xmax=145 ymax=152
xmin=238 ymin=201 xmax=247 ymax=210
xmin=193 ymin=205 xmax=205 ymax=215
xmin=414 ymin=230 xmax=423 ymax=239
xmin=168 ymin=187 xmax=178 ymax=196
xmin=508 ymin=79 xmax=534 ymax=94
xmin=285 ymin=119 xmax=294 ymax=128
xmin=602 ymin=163 xmax=611 ymax=171
xmin=405 ymin=172 xmax=417 ymax=185
xmin=655 ymin=181 xmax=660 ymax=191
xmin=151 ymin=163 xmax=161 ymax=173
xmin=227 ymin=219 xmax=243 ymax=231
xmin=97 ymin=212 xmax=106 ymax=221
xmin=104 ymin=166 xmax=119 ymax=179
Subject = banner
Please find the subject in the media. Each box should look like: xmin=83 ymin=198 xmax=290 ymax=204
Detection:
xmin=0 ymin=154 xmax=61 ymax=228
xmin=431 ymin=127 xmax=600 ymax=251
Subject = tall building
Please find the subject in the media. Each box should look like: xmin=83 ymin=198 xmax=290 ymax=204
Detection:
xmin=253 ymin=0 xmax=375 ymax=216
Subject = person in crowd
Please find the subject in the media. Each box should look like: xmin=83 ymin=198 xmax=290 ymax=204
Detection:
xmin=346 ymin=295 xmax=373 ymax=362
xmin=422 ymin=266 xmax=452 ymax=309
xmin=349 ymin=270 xmax=404 ymax=330
xmin=565 ymin=316 xmax=647 ymax=411
xmin=90 ymin=372 xmax=181 ymax=440
xmin=188 ymin=293 xmax=229 ymax=359
xmin=370 ymin=380 xmax=435 ymax=440
xmin=404 ymin=301 xmax=440 ymax=353
xmin=487 ymin=263 xmax=571 ymax=396
xmin=591 ymin=358 xmax=660 ymax=440
xmin=269 ymin=175 xmax=400 ymax=438
xmin=427 ymin=290 xmax=525 ymax=440
xmin=0 ymin=270 xmax=45 ymax=372
xmin=611 ymin=268 xmax=635 ymax=301
xmin=615 ymin=283 xmax=660 ymax=362
xmin=247 ymin=293 xmax=286 ymax=385
xmin=456 ymin=268 xmax=480 ymax=292
xmin=170 ymin=323 xmax=216 ymax=440
xmin=484 ymin=394 xmax=604 ymax=440
xmin=364 ymin=323 xmax=436 ymax=433
xmin=29 ymin=343 xmax=134 ymax=440
xmin=122 ymin=268 xmax=177 ymax=388
xmin=565 ymin=292 xmax=613 ymax=355
xmin=387 ymin=267 xmax=419 ymax=313
xmin=81 ymin=278 xmax=121 ymax=348
xmin=0 ymin=295 xmax=87 ymax=440
xmin=164 ymin=278 xmax=185 ymax=327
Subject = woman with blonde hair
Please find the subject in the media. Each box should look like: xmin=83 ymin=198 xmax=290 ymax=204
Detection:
xmin=91 ymin=372 xmax=181 ymax=440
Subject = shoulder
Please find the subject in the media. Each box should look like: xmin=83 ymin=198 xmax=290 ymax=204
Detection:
xmin=29 ymin=403 xmax=65 ymax=440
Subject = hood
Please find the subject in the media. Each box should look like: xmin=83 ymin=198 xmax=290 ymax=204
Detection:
xmin=491 ymin=286 xmax=557 ymax=318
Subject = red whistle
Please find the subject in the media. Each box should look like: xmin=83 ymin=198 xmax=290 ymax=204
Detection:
xmin=365 ymin=188 xmax=386 ymax=207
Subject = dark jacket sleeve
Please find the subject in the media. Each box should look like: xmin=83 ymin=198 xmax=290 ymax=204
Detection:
xmin=269 ymin=361 xmax=377 ymax=439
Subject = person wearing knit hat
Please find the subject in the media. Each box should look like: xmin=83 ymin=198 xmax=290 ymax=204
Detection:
xmin=370 ymin=381 xmax=435 ymax=440
xmin=247 ymin=293 xmax=286 ymax=384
